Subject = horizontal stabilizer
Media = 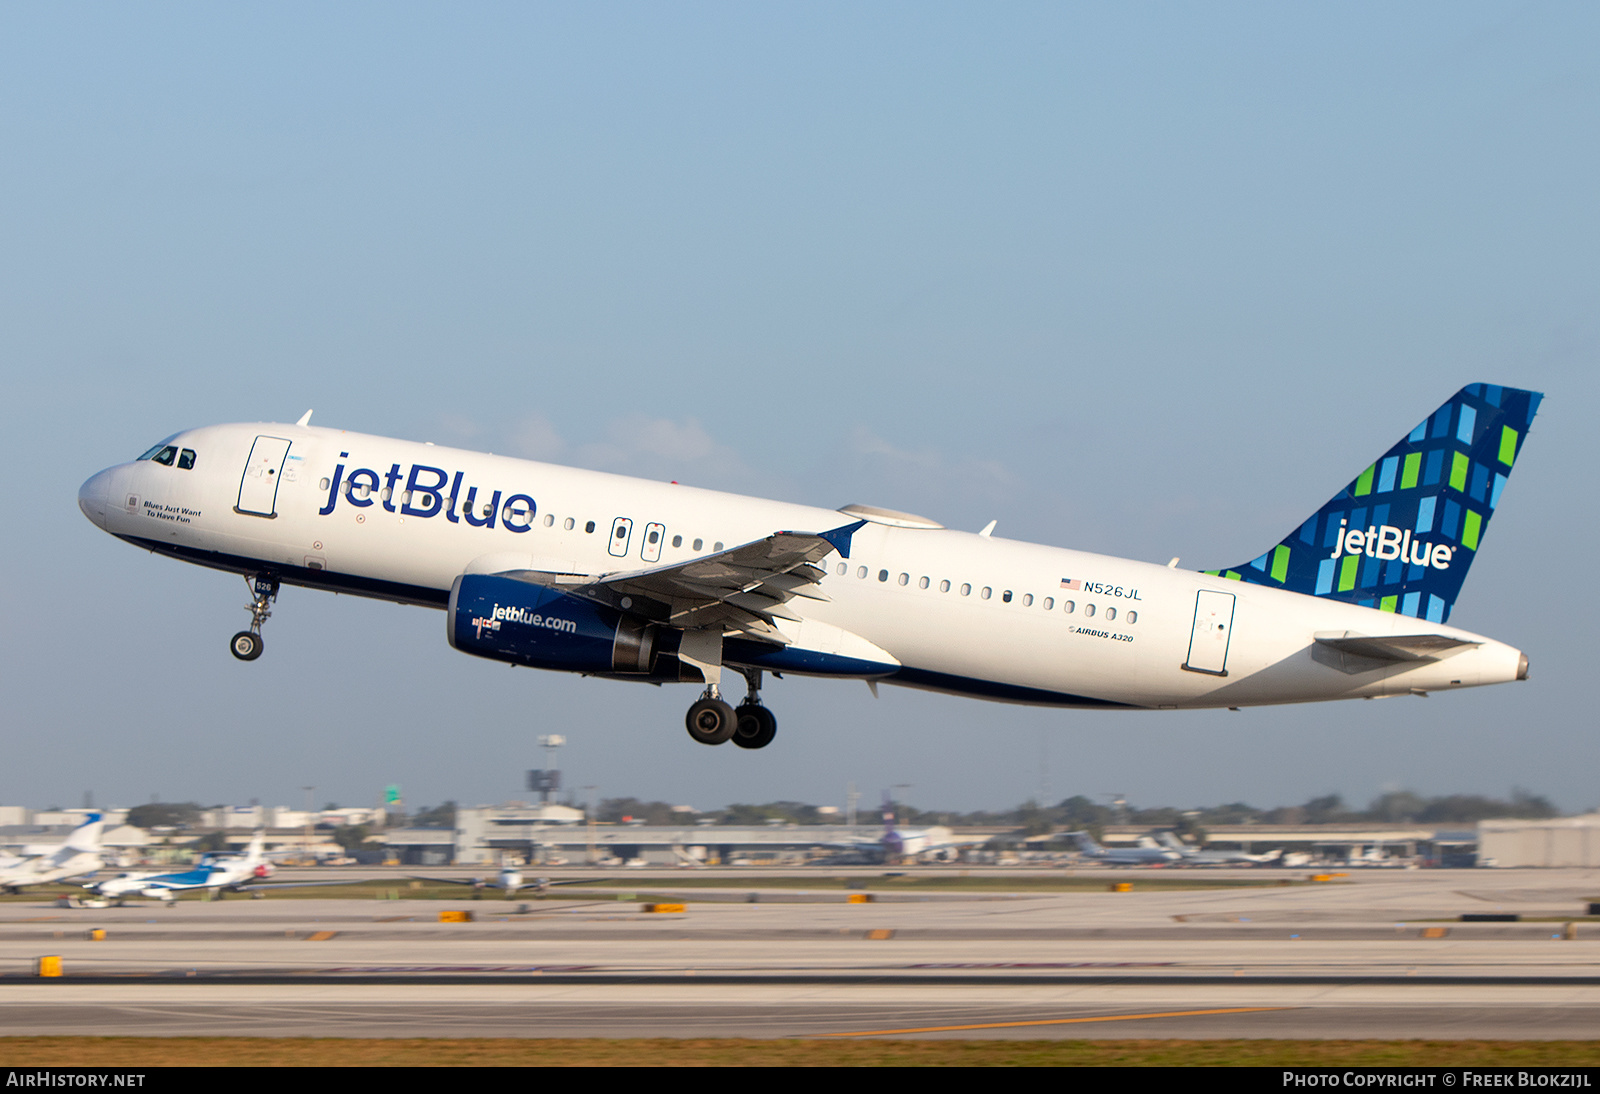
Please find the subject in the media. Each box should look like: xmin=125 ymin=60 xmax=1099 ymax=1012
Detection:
xmin=1313 ymin=631 xmax=1480 ymax=663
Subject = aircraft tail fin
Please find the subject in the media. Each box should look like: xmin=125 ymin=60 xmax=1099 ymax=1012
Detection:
xmin=1065 ymin=830 xmax=1103 ymax=854
xmin=1213 ymin=384 xmax=1542 ymax=623
xmin=62 ymin=812 xmax=104 ymax=855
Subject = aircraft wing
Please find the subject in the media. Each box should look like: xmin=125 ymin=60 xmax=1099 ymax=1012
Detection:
xmin=497 ymin=521 xmax=865 ymax=643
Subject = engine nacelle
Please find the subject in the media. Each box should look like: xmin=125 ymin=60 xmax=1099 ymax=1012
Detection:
xmin=448 ymin=574 xmax=658 ymax=674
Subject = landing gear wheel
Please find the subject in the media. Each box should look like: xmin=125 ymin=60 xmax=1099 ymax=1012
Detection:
xmin=732 ymin=704 xmax=777 ymax=750
xmin=230 ymin=631 xmax=263 ymax=661
xmin=685 ymin=697 xmax=738 ymax=745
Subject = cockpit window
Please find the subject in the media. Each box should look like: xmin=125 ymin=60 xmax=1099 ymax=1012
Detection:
xmin=150 ymin=446 xmax=177 ymax=466
xmin=177 ymin=448 xmax=197 ymax=470
xmin=136 ymin=444 xmax=165 ymax=461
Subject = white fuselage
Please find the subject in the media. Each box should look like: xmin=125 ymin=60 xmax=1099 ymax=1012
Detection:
xmin=77 ymin=422 xmax=1528 ymax=709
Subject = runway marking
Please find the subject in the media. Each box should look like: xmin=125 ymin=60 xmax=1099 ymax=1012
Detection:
xmin=821 ymin=1006 xmax=1294 ymax=1037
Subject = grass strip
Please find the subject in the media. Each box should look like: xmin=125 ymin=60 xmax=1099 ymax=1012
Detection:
xmin=1 ymin=1038 xmax=1599 ymax=1067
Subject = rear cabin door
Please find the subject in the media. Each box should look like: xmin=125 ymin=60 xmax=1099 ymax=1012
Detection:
xmin=236 ymin=436 xmax=292 ymax=517
xmin=1183 ymin=590 xmax=1236 ymax=676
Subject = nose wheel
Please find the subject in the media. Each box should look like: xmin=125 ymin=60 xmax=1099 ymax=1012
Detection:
xmin=229 ymin=575 xmax=278 ymax=662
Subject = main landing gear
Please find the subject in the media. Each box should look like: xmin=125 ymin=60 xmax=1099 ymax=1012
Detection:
xmin=684 ymin=669 xmax=777 ymax=749
xmin=229 ymin=575 xmax=278 ymax=662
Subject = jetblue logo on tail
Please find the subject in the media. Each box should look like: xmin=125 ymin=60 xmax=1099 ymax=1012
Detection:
xmin=1328 ymin=519 xmax=1453 ymax=570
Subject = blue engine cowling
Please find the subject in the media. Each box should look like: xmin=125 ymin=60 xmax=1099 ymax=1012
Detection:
xmin=449 ymin=574 xmax=660 ymax=674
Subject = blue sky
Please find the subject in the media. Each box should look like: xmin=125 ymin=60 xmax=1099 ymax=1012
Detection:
xmin=2 ymin=3 xmax=1595 ymax=817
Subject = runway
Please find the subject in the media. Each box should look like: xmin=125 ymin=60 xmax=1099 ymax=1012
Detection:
xmin=3 ymin=867 xmax=1597 ymax=1039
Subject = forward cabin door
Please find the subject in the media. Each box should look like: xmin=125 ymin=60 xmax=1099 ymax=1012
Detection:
xmin=236 ymin=436 xmax=292 ymax=518
xmin=1183 ymin=590 xmax=1236 ymax=676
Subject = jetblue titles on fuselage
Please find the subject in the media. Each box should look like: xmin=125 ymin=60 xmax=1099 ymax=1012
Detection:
xmin=318 ymin=455 xmax=537 ymax=531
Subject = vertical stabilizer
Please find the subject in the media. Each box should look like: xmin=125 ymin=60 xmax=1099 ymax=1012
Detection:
xmin=1214 ymin=384 xmax=1542 ymax=623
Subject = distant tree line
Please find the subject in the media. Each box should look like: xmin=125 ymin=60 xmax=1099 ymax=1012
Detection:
xmin=117 ymin=789 xmax=1564 ymax=836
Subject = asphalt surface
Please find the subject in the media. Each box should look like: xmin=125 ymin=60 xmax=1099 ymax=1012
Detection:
xmin=2 ymin=866 xmax=1597 ymax=1039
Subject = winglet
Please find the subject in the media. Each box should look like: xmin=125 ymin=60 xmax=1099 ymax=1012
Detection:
xmin=817 ymin=520 xmax=868 ymax=559
xmin=296 ymin=409 xmax=313 ymax=426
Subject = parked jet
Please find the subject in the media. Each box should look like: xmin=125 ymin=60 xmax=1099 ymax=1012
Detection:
xmin=819 ymin=795 xmax=984 ymax=864
xmin=1066 ymin=831 xmax=1183 ymax=866
xmin=76 ymin=385 xmax=1539 ymax=749
xmin=0 ymin=813 xmax=106 ymax=893
xmin=1153 ymin=831 xmax=1283 ymax=866
xmin=84 ymin=831 xmax=311 ymax=904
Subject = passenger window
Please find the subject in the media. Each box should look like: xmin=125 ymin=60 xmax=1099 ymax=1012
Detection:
xmin=1127 ymin=610 xmax=1138 ymax=624
xmin=857 ymin=566 xmax=868 ymax=579
xmin=1043 ymin=597 xmax=1054 ymax=610
xmin=713 ymin=541 xmax=723 ymax=551
xmin=878 ymin=570 xmax=889 ymax=583
xmin=960 ymin=583 xmax=971 ymax=596
xmin=836 ymin=562 xmax=847 ymax=575
xmin=177 ymin=449 xmax=197 ymax=470
xmin=1063 ymin=600 xmax=1075 ymax=613
xmin=672 ymin=535 xmax=683 ymax=547
xmin=693 ymin=538 xmax=703 ymax=550
xmin=1105 ymin=607 xmax=1116 ymax=621
xmin=1084 ymin=603 xmax=1096 ymax=617
xmin=981 ymin=587 xmax=992 ymax=600
xmin=319 ymin=477 xmax=331 ymax=491
xmin=1002 ymin=590 xmax=1013 ymax=603
xmin=585 ymin=521 xmax=596 ymax=533
xmin=939 ymin=580 xmax=951 ymax=593
xmin=898 ymin=573 xmax=909 ymax=585
xmin=1022 ymin=593 xmax=1032 ymax=606
xmin=918 ymin=576 xmax=930 ymax=589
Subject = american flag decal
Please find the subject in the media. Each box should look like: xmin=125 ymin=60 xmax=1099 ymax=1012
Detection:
xmin=1060 ymin=578 xmax=1081 ymax=590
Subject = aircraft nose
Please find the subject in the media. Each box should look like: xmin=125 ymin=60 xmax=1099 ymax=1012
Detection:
xmin=77 ymin=469 xmax=113 ymax=530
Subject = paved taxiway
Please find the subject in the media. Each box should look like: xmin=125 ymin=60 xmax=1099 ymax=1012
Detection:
xmin=2 ymin=867 xmax=1597 ymax=1039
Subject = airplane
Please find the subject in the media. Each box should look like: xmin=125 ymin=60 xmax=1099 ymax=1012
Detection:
xmin=0 ymin=813 xmax=107 ymax=893
xmin=1065 ymin=830 xmax=1183 ymax=866
xmin=83 ymin=830 xmax=317 ymax=904
xmin=1152 ymin=830 xmax=1283 ymax=866
xmin=818 ymin=794 xmax=984 ymax=864
xmin=76 ymin=384 xmax=1539 ymax=749
xmin=406 ymin=864 xmax=601 ymax=898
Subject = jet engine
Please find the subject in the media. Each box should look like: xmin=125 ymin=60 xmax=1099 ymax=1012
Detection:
xmin=448 ymin=573 xmax=670 ymax=676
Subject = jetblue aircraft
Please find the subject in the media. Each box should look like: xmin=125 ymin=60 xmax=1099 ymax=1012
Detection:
xmin=77 ymin=384 xmax=1539 ymax=750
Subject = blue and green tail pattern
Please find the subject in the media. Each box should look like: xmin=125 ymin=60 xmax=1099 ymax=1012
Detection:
xmin=1209 ymin=384 xmax=1542 ymax=624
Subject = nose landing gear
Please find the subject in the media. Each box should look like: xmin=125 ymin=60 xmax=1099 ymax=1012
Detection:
xmin=229 ymin=575 xmax=278 ymax=662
